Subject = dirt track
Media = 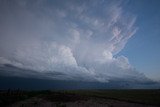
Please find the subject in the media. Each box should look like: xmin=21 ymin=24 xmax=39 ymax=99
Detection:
xmin=8 ymin=97 xmax=158 ymax=107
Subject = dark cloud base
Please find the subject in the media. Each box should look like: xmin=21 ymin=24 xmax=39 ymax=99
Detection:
xmin=1 ymin=65 xmax=159 ymax=89
xmin=0 ymin=75 xmax=159 ymax=90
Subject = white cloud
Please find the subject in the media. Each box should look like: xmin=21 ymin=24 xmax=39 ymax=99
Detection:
xmin=13 ymin=42 xmax=78 ymax=72
xmin=0 ymin=0 xmax=149 ymax=83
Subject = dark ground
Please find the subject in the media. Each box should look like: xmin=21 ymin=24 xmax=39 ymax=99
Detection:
xmin=0 ymin=89 xmax=160 ymax=107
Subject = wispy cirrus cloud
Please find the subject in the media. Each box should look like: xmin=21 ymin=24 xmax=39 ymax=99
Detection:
xmin=0 ymin=0 xmax=149 ymax=83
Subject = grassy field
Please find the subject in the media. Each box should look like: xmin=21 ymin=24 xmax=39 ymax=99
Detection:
xmin=0 ymin=89 xmax=160 ymax=106
xmin=64 ymin=89 xmax=160 ymax=106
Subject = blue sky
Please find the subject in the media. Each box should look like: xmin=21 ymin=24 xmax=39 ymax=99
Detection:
xmin=117 ymin=0 xmax=160 ymax=81
xmin=0 ymin=0 xmax=160 ymax=88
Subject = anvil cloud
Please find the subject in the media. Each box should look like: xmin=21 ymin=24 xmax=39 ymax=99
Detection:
xmin=0 ymin=0 xmax=149 ymax=83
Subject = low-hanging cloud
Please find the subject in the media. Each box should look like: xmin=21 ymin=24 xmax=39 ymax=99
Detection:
xmin=0 ymin=0 xmax=149 ymax=83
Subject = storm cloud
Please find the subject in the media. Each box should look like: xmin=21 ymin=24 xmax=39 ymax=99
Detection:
xmin=0 ymin=0 xmax=150 ymax=83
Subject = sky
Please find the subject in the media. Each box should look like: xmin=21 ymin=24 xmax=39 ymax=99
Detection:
xmin=117 ymin=0 xmax=160 ymax=81
xmin=0 ymin=0 xmax=160 ymax=89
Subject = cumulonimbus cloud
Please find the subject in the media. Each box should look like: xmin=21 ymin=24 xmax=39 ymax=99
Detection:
xmin=0 ymin=0 xmax=149 ymax=83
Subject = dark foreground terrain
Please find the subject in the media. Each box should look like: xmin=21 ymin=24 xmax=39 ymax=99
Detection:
xmin=0 ymin=89 xmax=160 ymax=107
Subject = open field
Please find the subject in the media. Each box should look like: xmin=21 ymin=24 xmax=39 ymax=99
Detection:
xmin=0 ymin=89 xmax=160 ymax=107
